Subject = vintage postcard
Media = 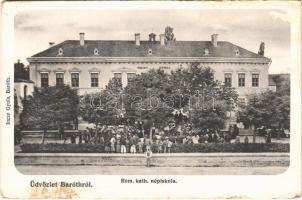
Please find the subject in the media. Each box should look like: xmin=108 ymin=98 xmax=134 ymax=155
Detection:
xmin=0 ymin=1 xmax=301 ymax=199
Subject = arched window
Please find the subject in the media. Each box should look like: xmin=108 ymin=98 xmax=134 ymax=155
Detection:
xmin=204 ymin=48 xmax=209 ymax=56
xmin=148 ymin=48 xmax=152 ymax=55
xmin=94 ymin=48 xmax=99 ymax=55
xmin=58 ymin=48 xmax=63 ymax=56
xmin=23 ymin=85 xmax=27 ymax=100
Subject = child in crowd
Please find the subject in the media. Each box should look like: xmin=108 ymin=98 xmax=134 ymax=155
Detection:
xmin=163 ymin=137 xmax=168 ymax=153
xmin=138 ymin=139 xmax=144 ymax=153
xmin=130 ymin=135 xmax=137 ymax=153
xmin=192 ymin=134 xmax=199 ymax=144
xmin=157 ymin=139 xmax=163 ymax=153
xmin=125 ymin=137 xmax=130 ymax=153
xmin=105 ymin=138 xmax=111 ymax=153
xmin=145 ymin=145 xmax=152 ymax=167
xmin=235 ymin=136 xmax=241 ymax=144
xmin=110 ymin=135 xmax=116 ymax=153
xmin=83 ymin=130 xmax=89 ymax=144
xmin=244 ymin=136 xmax=249 ymax=144
xmin=182 ymin=136 xmax=187 ymax=144
xmin=116 ymin=137 xmax=121 ymax=153
xmin=120 ymin=136 xmax=127 ymax=153
xmin=167 ymin=139 xmax=173 ymax=153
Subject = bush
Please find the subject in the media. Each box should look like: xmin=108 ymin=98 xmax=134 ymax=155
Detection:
xmin=171 ymin=143 xmax=289 ymax=153
xmin=20 ymin=143 xmax=289 ymax=153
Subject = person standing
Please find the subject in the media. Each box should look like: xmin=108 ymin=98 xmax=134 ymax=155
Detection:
xmin=244 ymin=136 xmax=249 ymax=144
xmin=120 ymin=136 xmax=127 ymax=153
xmin=105 ymin=136 xmax=111 ymax=153
xmin=157 ymin=139 xmax=163 ymax=153
xmin=116 ymin=137 xmax=121 ymax=153
xmin=59 ymin=125 xmax=64 ymax=140
xmin=110 ymin=135 xmax=116 ymax=153
xmin=70 ymin=132 xmax=76 ymax=144
xmin=125 ymin=136 xmax=130 ymax=153
xmin=235 ymin=136 xmax=241 ymax=144
xmin=192 ymin=134 xmax=199 ymax=144
xmin=266 ymin=131 xmax=272 ymax=143
xmin=138 ymin=139 xmax=144 ymax=153
xmin=167 ymin=139 xmax=173 ymax=153
xmin=130 ymin=135 xmax=137 ymax=154
xmin=163 ymin=137 xmax=168 ymax=153
xmin=208 ymin=131 xmax=213 ymax=143
xmin=213 ymin=132 xmax=218 ymax=143
xmin=182 ymin=136 xmax=187 ymax=144
xmin=145 ymin=146 xmax=152 ymax=167
xmin=78 ymin=130 xmax=82 ymax=144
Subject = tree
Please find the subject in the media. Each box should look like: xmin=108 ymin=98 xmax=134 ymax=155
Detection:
xmin=271 ymin=74 xmax=290 ymax=95
xmin=14 ymin=89 xmax=19 ymax=116
xmin=14 ymin=60 xmax=29 ymax=81
xmin=80 ymin=77 xmax=124 ymax=128
xmin=124 ymin=64 xmax=238 ymax=132
xmin=169 ymin=64 xmax=238 ymax=130
xmin=164 ymin=26 xmax=175 ymax=42
xmin=124 ymin=69 xmax=174 ymax=129
xmin=238 ymin=89 xmax=290 ymax=130
xmin=80 ymin=64 xmax=238 ymax=135
xmin=20 ymin=85 xmax=79 ymax=144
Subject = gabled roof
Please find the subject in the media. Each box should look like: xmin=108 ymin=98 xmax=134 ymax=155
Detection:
xmin=31 ymin=40 xmax=270 ymax=62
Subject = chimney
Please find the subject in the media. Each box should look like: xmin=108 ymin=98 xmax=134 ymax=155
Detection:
xmin=49 ymin=42 xmax=55 ymax=47
xmin=79 ymin=32 xmax=85 ymax=46
xmin=211 ymin=34 xmax=218 ymax=47
xmin=149 ymin=33 xmax=156 ymax=42
xmin=135 ymin=33 xmax=140 ymax=46
xmin=159 ymin=34 xmax=165 ymax=46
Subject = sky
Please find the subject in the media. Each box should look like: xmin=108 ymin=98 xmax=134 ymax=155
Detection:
xmin=14 ymin=9 xmax=290 ymax=74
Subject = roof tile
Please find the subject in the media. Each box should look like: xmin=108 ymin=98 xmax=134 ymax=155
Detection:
xmin=32 ymin=40 xmax=270 ymax=61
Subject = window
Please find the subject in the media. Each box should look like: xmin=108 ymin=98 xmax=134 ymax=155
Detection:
xmin=148 ymin=48 xmax=152 ymax=55
xmin=41 ymin=73 xmax=49 ymax=87
xmin=127 ymin=73 xmax=136 ymax=83
xmin=204 ymin=48 xmax=209 ymax=56
xmin=91 ymin=73 xmax=99 ymax=87
xmin=224 ymin=73 xmax=232 ymax=87
xmin=114 ymin=73 xmax=122 ymax=82
xmin=94 ymin=48 xmax=99 ymax=55
xmin=58 ymin=48 xmax=63 ymax=56
xmin=252 ymin=74 xmax=259 ymax=87
xmin=235 ymin=49 xmax=240 ymax=56
xmin=56 ymin=73 xmax=64 ymax=86
xmin=71 ymin=73 xmax=79 ymax=87
xmin=238 ymin=73 xmax=245 ymax=87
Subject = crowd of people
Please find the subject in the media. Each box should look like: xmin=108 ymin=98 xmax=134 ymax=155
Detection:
xmin=59 ymin=124 xmax=244 ymax=153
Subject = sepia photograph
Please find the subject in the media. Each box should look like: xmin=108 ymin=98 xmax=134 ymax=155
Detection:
xmin=13 ymin=8 xmax=291 ymax=175
xmin=1 ymin=1 xmax=301 ymax=199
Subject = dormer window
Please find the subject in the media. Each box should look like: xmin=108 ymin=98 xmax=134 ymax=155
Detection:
xmin=204 ymin=48 xmax=209 ymax=56
xmin=94 ymin=48 xmax=99 ymax=55
xmin=148 ymin=48 xmax=152 ymax=55
xmin=58 ymin=48 xmax=63 ymax=56
xmin=235 ymin=49 xmax=240 ymax=56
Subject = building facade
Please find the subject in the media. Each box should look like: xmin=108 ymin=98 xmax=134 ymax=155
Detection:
xmin=27 ymin=32 xmax=271 ymax=105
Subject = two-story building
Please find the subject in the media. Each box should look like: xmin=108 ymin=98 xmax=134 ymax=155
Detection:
xmin=27 ymin=32 xmax=271 ymax=107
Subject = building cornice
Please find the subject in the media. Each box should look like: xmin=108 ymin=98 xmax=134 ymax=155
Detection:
xmin=27 ymin=56 xmax=271 ymax=65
